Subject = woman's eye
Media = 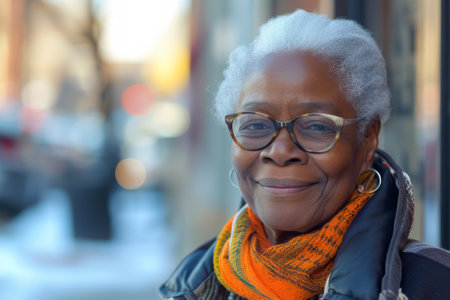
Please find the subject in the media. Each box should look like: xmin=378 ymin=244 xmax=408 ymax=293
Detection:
xmin=242 ymin=122 xmax=268 ymax=131
xmin=308 ymin=124 xmax=330 ymax=131
xmin=298 ymin=118 xmax=336 ymax=132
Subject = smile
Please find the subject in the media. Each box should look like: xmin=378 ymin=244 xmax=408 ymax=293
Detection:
xmin=255 ymin=178 xmax=316 ymax=195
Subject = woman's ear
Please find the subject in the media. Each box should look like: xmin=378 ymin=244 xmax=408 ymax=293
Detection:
xmin=360 ymin=118 xmax=381 ymax=172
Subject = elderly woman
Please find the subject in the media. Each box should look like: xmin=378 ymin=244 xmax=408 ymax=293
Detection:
xmin=159 ymin=9 xmax=450 ymax=300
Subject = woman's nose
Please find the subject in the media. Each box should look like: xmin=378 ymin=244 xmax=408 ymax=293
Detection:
xmin=260 ymin=128 xmax=309 ymax=166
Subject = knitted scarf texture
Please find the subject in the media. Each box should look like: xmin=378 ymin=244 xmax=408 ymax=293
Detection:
xmin=213 ymin=189 xmax=374 ymax=299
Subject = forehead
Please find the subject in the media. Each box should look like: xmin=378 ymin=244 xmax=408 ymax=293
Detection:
xmin=238 ymin=51 xmax=355 ymax=116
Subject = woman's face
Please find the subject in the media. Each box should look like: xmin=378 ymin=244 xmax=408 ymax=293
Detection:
xmin=232 ymin=51 xmax=379 ymax=244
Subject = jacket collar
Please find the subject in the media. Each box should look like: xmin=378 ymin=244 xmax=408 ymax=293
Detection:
xmin=323 ymin=152 xmax=401 ymax=299
xmin=159 ymin=238 xmax=216 ymax=298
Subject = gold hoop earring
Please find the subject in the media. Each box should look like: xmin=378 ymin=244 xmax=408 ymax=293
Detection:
xmin=229 ymin=168 xmax=239 ymax=189
xmin=357 ymin=168 xmax=382 ymax=194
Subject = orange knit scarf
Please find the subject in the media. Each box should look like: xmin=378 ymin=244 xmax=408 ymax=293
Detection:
xmin=213 ymin=189 xmax=374 ymax=299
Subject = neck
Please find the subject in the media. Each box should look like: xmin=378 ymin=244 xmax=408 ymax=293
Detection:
xmin=264 ymin=226 xmax=301 ymax=245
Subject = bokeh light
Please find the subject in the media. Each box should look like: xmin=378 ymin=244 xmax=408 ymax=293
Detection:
xmin=100 ymin=0 xmax=188 ymax=63
xmin=115 ymin=158 xmax=147 ymax=190
xmin=121 ymin=84 xmax=154 ymax=116
xmin=145 ymin=101 xmax=190 ymax=138
xmin=20 ymin=106 xmax=47 ymax=134
xmin=22 ymin=79 xmax=56 ymax=111
xmin=147 ymin=41 xmax=190 ymax=94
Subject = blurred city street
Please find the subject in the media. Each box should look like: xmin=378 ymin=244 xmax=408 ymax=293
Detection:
xmin=0 ymin=0 xmax=445 ymax=299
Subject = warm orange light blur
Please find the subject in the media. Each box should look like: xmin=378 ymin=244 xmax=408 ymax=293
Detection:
xmin=121 ymin=84 xmax=154 ymax=116
xmin=115 ymin=158 xmax=147 ymax=190
xmin=146 ymin=41 xmax=189 ymax=95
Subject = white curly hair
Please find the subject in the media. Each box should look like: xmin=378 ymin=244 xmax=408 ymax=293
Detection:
xmin=214 ymin=9 xmax=390 ymax=132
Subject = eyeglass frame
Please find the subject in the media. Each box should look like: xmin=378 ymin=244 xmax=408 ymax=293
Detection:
xmin=225 ymin=111 xmax=360 ymax=153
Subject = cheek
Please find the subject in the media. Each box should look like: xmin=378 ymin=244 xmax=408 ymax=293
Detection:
xmin=231 ymin=144 xmax=259 ymax=200
xmin=231 ymin=144 xmax=256 ymax=173
xmin=315 ymin=144 xmax=364 ymax=193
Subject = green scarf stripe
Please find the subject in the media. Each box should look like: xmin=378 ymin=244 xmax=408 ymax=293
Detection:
xmin=228 ymin=207 xmax=268 ymax=298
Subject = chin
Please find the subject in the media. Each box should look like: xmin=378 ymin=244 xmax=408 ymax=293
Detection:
xmin=257 ymin=207 xmax=314 ymax=233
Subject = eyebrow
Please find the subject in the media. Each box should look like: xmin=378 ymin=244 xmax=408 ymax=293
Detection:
xmin=240 ymin=100 xmax=337 ymax=112
xmin=241 ymin=101 xmax=276 ymax=111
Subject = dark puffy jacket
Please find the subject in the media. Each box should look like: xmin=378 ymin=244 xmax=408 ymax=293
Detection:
xmin=159 ymin=150 xmax=450 ymax=299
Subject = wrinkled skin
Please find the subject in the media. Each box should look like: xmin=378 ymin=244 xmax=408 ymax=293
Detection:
xmin=232 ymin=51 xmax=380 ymax=245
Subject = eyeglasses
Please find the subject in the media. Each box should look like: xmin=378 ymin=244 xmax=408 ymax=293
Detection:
xmin=225 ymin=112 xmax=359 ymax=153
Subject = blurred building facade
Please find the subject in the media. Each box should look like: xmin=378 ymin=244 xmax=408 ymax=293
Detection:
xmin=0 ymin=0 xmax=448 ymax=299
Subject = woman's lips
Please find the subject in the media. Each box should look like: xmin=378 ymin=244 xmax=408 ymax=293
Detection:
xmin=255 ymin=178 xmax=316 ymax=195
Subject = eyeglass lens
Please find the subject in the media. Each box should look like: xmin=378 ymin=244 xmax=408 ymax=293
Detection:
xmin=231 ymin=113 xmax=339 ymax=151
